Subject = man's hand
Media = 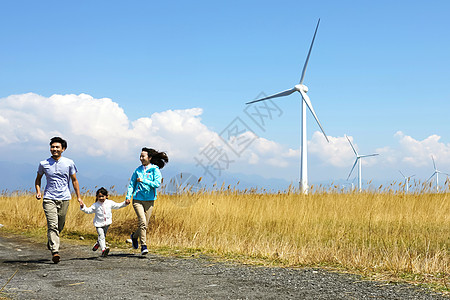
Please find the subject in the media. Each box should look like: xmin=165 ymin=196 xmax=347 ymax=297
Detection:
xmin=36 ymin=192 xmax=42 ymax=200
xmin=78 ymin=199 xmax=84 ymax=207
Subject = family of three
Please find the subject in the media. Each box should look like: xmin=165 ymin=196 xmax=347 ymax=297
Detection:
xmin=35 ymin=137 xmax=168 ymax=263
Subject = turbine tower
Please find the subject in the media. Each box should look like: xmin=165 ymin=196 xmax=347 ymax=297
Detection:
xmin=427 ymin=156 xmax=449 ymax=192
xmin=399 ymin=170 xmax=415 ymax=193
xmin=245 ymin=19 xmax=328 ymax=194
xmin=346 ymin=135 xmax=379 ymax=192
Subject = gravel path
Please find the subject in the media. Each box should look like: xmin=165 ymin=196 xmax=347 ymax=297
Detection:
xmin=0 ymin=231 xmax=447 ymax=299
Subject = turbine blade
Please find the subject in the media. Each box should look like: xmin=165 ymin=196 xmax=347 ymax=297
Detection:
xmin=299 ymin=19 xmax=320 ymax=85
xmin=347 ymin=158 xmax=358 ymax=180
xmin=345 ymin=135 xmax=358 ymax=156
xmin=432 ymin=155 xmax=436 ymax=170
xmin=245 ymin=88 xmax=296 ymax=104
xmin=360 ymin=154 xmax=379 ymax=158
xmin=299 ymin=89 xmax=329 ymax=142
xmin=399 ymin=170 xmax=406 ymax=178
xmin=427 ymin=172 xmax=436 ymax=182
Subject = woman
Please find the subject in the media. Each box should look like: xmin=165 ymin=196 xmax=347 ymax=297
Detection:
xmin=126 ymin=148 xmax=168 ymax=255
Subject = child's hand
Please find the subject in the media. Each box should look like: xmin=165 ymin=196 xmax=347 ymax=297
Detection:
xmin=125 ymin=199 xmax=131 ymax=205
xmin=137 ymin=177 xmax=143 ymax=183
xmin=80 ymin=202 xmax=84 ymax=208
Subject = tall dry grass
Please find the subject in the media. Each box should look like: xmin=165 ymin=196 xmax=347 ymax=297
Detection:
xmin=0 ymin=188 xmax=448 ymax=288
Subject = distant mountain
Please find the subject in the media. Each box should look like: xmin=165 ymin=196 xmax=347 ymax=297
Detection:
xmin=0 ymin=160 xmax=394 ymax=194
xmin=159 ymin=162 xmax=293 ymax=192
xmin=0 ymin=160 xmax=292 ymax=194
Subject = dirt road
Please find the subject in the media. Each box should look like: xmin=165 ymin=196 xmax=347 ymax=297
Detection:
xmin=0 ymin=231 xmax=447 ymax=299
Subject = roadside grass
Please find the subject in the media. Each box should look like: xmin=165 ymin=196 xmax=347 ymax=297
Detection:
xmin=0 ymin=189 xmax=448 ymax=293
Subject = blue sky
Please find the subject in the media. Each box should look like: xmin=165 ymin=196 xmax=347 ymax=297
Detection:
xmin=1 ymin=1 xmax=450 ymax=191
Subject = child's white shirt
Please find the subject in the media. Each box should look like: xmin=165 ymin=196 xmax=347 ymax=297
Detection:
xmin=80 ymin=199 xmax=127 ymax=227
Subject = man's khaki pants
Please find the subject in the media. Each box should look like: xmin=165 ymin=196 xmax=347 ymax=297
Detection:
xmin=43 ymin=199 xmax=70 ymax=253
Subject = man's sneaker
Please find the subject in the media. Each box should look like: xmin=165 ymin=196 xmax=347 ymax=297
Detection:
xmin=52 ymin=252 xmax=60 ymax=264
xmin=141 ymin=245 xmax=148 ymax=255
xmin=101 ymin=247 xmax=110 ymax=257
xmin=130 ymin=233 xmax=139 ymax=249
xmin=92 ymin=242 xmax=100 ymax=251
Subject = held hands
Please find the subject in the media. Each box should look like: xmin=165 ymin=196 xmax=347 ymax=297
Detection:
xmin=125 ymin=199 xmax=131 ymax=205
xmin=78 ymin=199 xmax=84 ymax=208
xmin=36 ymin=192 xmax=42 ymax=200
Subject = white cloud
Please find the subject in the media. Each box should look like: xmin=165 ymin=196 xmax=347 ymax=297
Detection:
xmin=248 ymin=152 xmax=259 ymax=165
xmin=251 ymin=137 xmax=282 ymax=154
xmin=394 ymin=131 xmax=450 ymax=167
xmin=0 ymin=93 xmax=298 ymax=172
xmin=0 ymin=93 xmax=218 ymax=162
xmin=283 ymin=148 xmax=298 ymax=158
xmin=307 ymin=130 xmax=450 ymax=181
xmin=308 ymin=132 xmax=354 ymax=167
xmin=238 ymin=136 xmax=300 ymax=169
xmin=374 ymin=146 xmax=396 ymax=165
xmin=130 ymin=108 xmax=219 ymax=160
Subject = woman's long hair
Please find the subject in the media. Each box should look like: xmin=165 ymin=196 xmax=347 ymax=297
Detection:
xmin=142 ymin=148 xmax=169 ymax=169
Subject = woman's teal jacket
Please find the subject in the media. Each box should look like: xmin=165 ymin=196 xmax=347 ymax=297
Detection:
xmin=126 ymin=164 xmax=161 ymax=201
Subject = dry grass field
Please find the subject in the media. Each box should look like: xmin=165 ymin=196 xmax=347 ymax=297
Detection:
xmin=0 ymin=187 xmax=448 ymax=291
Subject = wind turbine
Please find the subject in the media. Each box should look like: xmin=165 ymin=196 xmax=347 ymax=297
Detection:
xmin=342 ymin=177 xmax=356 ymax=192
xmin=427 ymin=156 xmax=449 ymax=192
xmin=245 ymin=19 xmax=328 ymax=194
xmin=346 ymin=135 xmax=379 ymax=192
xmin=399 ymin=170 xmax=415 ymax=193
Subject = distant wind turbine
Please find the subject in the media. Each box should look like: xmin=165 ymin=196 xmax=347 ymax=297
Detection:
xmin=427 ymin=156 xmax=449 ymax=192
xmin=346 ymin=135 xmax=379 ymax=192
xmin=399 ymin=170 xmax=415 ymax=193
xmin=342 ymin=177 xmax=356 ymax=192
xmin=245 ymin=19 xmax=328 ymax=194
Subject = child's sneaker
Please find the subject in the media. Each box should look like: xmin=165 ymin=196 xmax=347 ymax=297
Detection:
xmin=130 ymin=233 xmax=139 ymax=249
xmin=141 ymin=245 xmax=148 ymax=255
xmin=92 ymin=242 xmax=100 ymax=251
xmin=101 ymin=247 xmax=110 ymax=257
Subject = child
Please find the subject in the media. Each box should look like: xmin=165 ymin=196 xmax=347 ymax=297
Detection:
xmin=80 ymin=187 xmax=130 ymax=257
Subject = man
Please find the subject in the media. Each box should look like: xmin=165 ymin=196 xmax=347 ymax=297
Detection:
xmin=35 ymin=137 xmax=83 ymax=264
